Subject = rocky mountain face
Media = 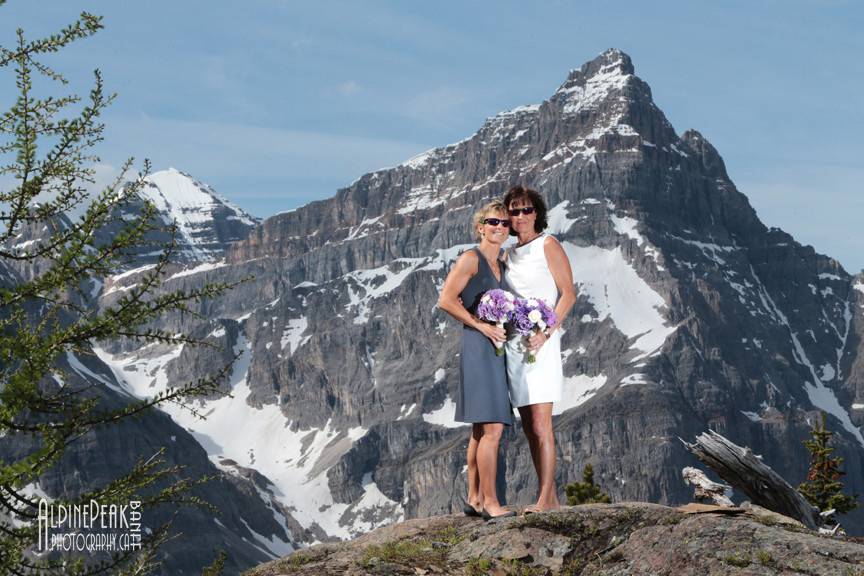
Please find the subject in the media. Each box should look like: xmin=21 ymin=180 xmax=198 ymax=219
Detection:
xmin=0 ymin=176 xmax=293 ymax=575
xmin=8 ymin=48 xmax=863 ymax=575
xmin=245 ymin=503 xmax=864 ymax=576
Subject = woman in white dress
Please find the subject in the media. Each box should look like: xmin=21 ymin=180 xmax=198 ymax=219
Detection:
xmin=503 ymin=185 xmax=576 ymax=512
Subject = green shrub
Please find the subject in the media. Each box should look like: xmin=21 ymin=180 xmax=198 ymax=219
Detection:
xmin=565 ymin=464 xmax=611 ymax=505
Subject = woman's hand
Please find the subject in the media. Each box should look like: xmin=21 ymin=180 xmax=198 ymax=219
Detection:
xmin=527 ymin=329 xmax=549 ymax=352
xmin=476 ymin=321 xmax=506 ymax=346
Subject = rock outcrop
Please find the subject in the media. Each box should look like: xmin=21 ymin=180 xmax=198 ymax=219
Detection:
xmin=245 ymin=503 xmax=864 ymax=575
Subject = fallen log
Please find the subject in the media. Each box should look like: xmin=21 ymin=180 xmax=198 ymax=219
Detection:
xmin=681 ymin=430 xmax=821 ymax=529
xmin=682 ymin=466 xmax=734 ymax=507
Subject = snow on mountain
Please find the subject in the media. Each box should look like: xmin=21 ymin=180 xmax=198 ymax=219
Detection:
xmin=138 ymin=168 xmax=259 ymax=260
xmin=144 ymin=168 xmax=256 ymax=228
xmin=92 ymin=333 xmax=390 ymax=544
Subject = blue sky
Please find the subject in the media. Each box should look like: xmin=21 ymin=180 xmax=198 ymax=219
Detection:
xmin=2 ymin=1 xmax=862 ymax=272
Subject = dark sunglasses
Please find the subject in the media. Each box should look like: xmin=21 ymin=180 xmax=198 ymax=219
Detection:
xmin=483 ymin=218 xmax=511 ymax=227
xmin=508 ymin=207 xmax=535 ymax=216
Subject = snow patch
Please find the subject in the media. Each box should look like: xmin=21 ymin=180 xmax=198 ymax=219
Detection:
xmin=553 ymin=374 xmax=607 ymax=415
xmin=740 ymin=410 xmax=762 ymax=422
xmin=166 ymin=261 xmax=228 ymax=281
xmin=547 ymin=201 xmax=578 ymax=234
xmin=94 ymin=339 xmax=374 ymax=541
xmin=346 ymin=216 xmax=384 ymax=241
xmin=422 ymin=397 xmax=468 ymax=428
xmin=620 ymin=373 xmax=649 ymax=386
xmin=110 ymin=263 xmax=158 ymax=283
xmin=281 ymin=317 xmax=310 ymax=354
xmin=343 ymin=473 xmax=405 ymax=535
xmin=397 ymin=403 xmax=417 ymax=420
xmin=561 ymin=243 xmax=675 ymax=360
xmin=66 ymin=351 xmax=133 ymax=398
xmin=609 ymin=213 xmax=642 ymax=244
xmin=818 ymin=273 xmax=842 ymax=281
xmin=557 ymin=60 xmax=631 ymax=116
xmin=345 ymin=259 xmax=427 ymax=324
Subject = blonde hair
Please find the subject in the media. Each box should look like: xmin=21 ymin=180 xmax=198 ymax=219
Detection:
xmin=472 ymin=199 xmax=507 ymax=240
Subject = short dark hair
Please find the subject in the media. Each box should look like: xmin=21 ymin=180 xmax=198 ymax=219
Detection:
xmin=502 ymin=185 xmax=548 ymax=236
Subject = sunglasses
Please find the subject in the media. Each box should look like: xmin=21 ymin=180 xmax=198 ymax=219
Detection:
xmin=508 ymin=207 xmax=535 ymax=216
xmin=483 ymin=218 xmax=511 ymax=227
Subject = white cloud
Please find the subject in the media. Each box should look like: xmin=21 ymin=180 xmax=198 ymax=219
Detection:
xmin=88 ymin=162 xmax=123 ymax=196
xmin=402 ymin=86 xmax=473 ymax=129
xmin=336 ymin=80 xmax=361 ymax=96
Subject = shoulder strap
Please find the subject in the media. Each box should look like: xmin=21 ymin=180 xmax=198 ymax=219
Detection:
xmin=473 ymin=246 xmax=488 ymax=274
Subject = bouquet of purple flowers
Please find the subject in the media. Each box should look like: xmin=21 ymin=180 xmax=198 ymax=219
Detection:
xmin=475 ymin=288 xmax=517 ymax=355
xmin=511 ymin=297 xmax=558 ymax=363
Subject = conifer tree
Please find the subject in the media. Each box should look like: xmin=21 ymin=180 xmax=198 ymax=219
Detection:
xmin=564 ymin=464 xmax=612 ymax=505
xmin=0 ymin=4 xmax=241 ymax=573
xmin=798 ymin=412 xmax=859 ymax=517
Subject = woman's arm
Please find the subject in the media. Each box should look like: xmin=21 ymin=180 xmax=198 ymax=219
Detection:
xmin=545 ymin=236 xmax=576 ymax=333
xmin=438 ymin=251 xmax=506 ymax=344
xmin=527 ymin=236 xmax=576 ymax=351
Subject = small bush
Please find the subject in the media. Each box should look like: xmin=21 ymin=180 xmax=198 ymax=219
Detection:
xmin=756 ymin=549 xmax=775 ymax=566
xmin=722 ymin=552 xmax=751 ymax=567
xmin=465 ymin=557 xmax=493 ymax=575
xmin=565 ymin=465 xmax=611 ymax=505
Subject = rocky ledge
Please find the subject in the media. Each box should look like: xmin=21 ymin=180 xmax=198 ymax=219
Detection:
xmin=243 ymin=502 xmax=864 ymax=575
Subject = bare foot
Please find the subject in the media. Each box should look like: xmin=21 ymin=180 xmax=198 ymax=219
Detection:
xmin=531 ymin=498 xmax=560 ymax=512
xmin=482 ymin=503 xmax=510 ymax=517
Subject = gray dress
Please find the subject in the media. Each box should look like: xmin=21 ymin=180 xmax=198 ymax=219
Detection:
xmin=454 ymin=247 xmax=513 ymax=426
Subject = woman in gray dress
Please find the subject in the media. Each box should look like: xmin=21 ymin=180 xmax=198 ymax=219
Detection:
xmin=438 ymin=199 xmax=515 ymax=520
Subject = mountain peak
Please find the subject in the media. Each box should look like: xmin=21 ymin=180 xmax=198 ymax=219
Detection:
xmin=143 ymin=168 xmax=256 ymax=228
xmin=553 ymin=48 xmax=638 ymax=116
xmin=588 ymin=48 xmax=634 ymax=76
xmin=127 ymin=168 xmax=259 ymax=261
xmin=561 ymin=48 xmax=634 ymax=86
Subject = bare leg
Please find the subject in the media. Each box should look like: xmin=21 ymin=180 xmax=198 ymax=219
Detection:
xmin=519 ymin=403 xmax=559 ymax=511
xmin=477 ymin=422 xmax=508 ymax=516
xmin=466 ymin=425 xmax=483 ymax=510
xmin=519 ymin=406 xmax=542 ymax=482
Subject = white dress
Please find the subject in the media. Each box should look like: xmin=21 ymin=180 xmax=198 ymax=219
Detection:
xmin=504 ymin=233 xmax=563 ymax=407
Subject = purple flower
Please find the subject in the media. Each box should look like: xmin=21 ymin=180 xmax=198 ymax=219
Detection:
xmin=511 ymin=297 xmax=557 ymax=363
xmin=476 ymin=289 xmax=516 ymax=355
xmin=476 ymin=288 xmax=516 ymax=324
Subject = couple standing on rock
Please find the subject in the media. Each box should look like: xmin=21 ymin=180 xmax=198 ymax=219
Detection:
xmin=438 ymin=185 xmax=576 ymax=520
